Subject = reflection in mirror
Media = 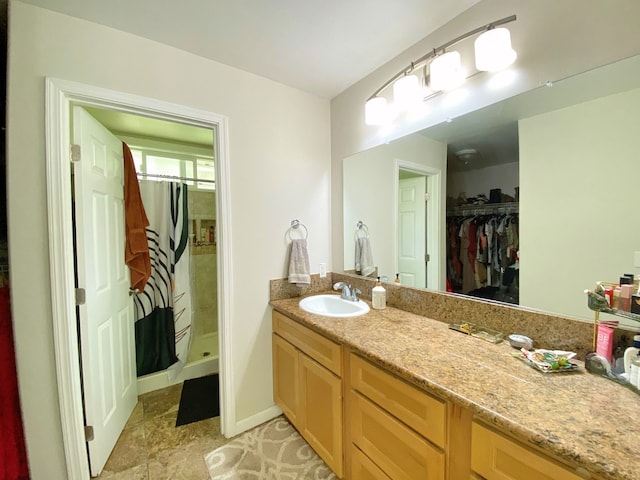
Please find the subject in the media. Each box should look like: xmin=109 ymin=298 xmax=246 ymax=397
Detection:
xmin=344 ymin=54 xmax=640 ymax=324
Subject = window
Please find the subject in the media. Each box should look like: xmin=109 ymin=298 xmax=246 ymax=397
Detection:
xmin=129 ymin=144 xmax=215 ymax=191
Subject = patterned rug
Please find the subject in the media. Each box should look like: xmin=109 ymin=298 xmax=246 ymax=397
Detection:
xmin=204 ymin=416 xmax=337 ymax=479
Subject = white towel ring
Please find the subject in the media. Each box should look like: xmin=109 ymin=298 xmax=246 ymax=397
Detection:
xmin=355 ymin=220 xmax=369 ymax=240
xmin=288 ymin=219 xmax=308 ymax=240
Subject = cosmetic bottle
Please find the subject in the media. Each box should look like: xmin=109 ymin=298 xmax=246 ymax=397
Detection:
xmin=394 ymin=274 xmax=400 ymax=284
xmin=630 ymin=352 xmax=640 ymax=389
xmin=613 ymin=335 xmax=628 ymax=372
xmin=621 ymin=284 xmax=635 ymax=311
xmin=372 ymin=276 xmax=386 ymax=310
xmin=623 ymin=335 xmax=640 ymax=374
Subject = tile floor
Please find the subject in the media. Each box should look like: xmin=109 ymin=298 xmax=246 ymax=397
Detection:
xmin=96 ymin=382 xmax=229 ymax=479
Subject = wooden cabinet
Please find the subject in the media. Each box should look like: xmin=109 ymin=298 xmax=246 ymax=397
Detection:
xmin=347 ymin=353 xmax=447 ymax=480
xmin=471 ymin=422 xmax=587 ymax=480
xmin=272 ymin=309 xmax=595 ymax=480
xmin=272 ymin=311 xmax=343 ymax=477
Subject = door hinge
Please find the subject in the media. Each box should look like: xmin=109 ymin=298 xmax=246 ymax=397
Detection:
xmin=425 ymin=254 xmax=430 ymax=262
xmin=70 ymin=144 xmax=81 ymax=162
xmin=75 ymin=288 xmax=86 ymax=306
xmin=84 ymin=425 xmax=94 ymax=442
xmin=424 ymin=192 xmax=431 ymax=201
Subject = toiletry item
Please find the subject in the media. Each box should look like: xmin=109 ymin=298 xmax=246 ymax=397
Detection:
xmin=620 ymin=284 xmax=635 ymax=311
xmin=632 ymin=294 xmax=640 ymax=314
xmin=630 ymin=352 xmax=640 ymax=389
xmin=623 ymin=273 xmax=635 ymax=285
xmin=596 ymin=324 xmax=614 ymax=363
xmin=395 ymin=274 xmax=400 ymax=284
xmin=612 ymin=285 xmax=621 ymax=309
xmin=623 ymin=335 xmax=640 ymax=373
xmin=603 ymin=286 xmax=613 ymax=306
xmin=372 ymin=276 xmax=386 ymax=310
xmin=613 ymin=335 xmax=628 ymax=373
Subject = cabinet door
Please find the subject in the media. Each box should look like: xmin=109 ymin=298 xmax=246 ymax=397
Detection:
xmin=272 ymin=334 xmax=300 ymax=425
xmin=471 ymin=422 xmax=585 ymax=480
xmin=300 ymin=353 xmax=343 ymax=477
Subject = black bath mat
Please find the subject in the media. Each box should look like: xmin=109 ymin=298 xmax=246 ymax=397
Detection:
xmin=175 ymin=373 xmax=220 ymax=427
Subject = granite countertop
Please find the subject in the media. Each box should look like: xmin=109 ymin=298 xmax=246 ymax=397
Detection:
xmin=270 ymin=294 xmax=638 ymax=480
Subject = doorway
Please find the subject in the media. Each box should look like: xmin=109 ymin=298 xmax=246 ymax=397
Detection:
xmin=394 ymin=160 xmax=443 ymax=291
xmin=45 ymin=78 xmax=233 ymax=480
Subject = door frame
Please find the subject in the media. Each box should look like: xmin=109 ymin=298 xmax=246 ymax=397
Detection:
xmin=45 ymin=78 xmax=234 ymax=480
xmin=394 ymin=159 xmax=444 ymax=291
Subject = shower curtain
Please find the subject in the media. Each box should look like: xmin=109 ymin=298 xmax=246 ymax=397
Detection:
xmin=133 ymin=181 xmax=193 ymax=377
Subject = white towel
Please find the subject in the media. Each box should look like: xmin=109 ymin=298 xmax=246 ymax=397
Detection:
xmin=288 ymin=239 xmax=311 ymax=285
xmin=355 ymin=237 xmax=375 ymax=277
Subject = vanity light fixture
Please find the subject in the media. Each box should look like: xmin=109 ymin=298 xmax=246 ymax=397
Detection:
xmin=365 ymin=14 xmax=517 ymax=126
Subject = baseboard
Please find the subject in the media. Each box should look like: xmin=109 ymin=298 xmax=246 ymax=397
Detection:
xmin=230 ymin=405 xmax=283 ymax=437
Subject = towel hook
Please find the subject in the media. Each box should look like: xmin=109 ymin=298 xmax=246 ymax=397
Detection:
xmin=355 ymin=220 xmax=369 ymax=239
xmin=288 ymin=219 xmax=308 ymax=240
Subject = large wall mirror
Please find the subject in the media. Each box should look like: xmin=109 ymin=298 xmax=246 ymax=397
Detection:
xmin=344 ymin=53 xmax=640 ymax=325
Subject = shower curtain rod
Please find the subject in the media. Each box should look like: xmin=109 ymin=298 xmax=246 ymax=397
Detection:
xmin=137 ymin=172 xmax=215 ymax=184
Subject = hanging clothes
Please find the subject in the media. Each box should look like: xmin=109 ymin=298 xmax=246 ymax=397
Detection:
xmin=447 ymin=210 xmax=519 ymax=302
xmin=133 ymin=181 xmax=193 ymax=377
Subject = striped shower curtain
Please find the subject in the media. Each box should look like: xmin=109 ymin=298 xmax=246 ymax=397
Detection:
xmin=133 ymin=181 xmax=193 ymax=377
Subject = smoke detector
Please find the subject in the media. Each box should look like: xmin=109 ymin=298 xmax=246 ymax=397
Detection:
xmin=455 ymin=148 xmax=479 ymax=160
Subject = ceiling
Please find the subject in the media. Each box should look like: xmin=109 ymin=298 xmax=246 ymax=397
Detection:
xmin=25 ymin=0 xmax=525 ymax=169
xmin=19 ymin=0 xmax=480 ymax=99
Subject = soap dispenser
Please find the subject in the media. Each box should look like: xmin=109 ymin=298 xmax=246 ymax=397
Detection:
xmin=623 ymin=335 xmax=640 ymax=374
xmin=372 ymin=276 xmax=386 ymax=310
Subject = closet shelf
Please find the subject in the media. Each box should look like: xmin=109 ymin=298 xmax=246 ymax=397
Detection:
xmin=446 ymin=202 xmax=519 ymax=216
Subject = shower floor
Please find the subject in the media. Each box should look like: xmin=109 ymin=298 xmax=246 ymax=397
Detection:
xmin=188 ymin=331 xmax=219 ymax=363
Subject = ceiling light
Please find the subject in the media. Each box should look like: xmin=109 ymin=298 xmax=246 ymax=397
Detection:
xmin=365 ymin=97 xmax=388 ymax=126
xmin=429 ymin=51 xmax=464 ymax=92
xmin=455 ymin=148 xmax=481 ymax=166
xmin=393 ymin=74 xmax=422 ymax=110
xmin=474 ymin=27 xmax=517 ymax=72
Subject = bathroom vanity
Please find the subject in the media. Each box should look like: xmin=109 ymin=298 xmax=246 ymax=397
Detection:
xmin=271 ymin=295 xmax=638 ymax=480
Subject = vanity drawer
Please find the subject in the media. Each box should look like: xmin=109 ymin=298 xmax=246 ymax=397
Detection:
xmin=350 ymin=445 xmax=392 ymax=480
xmin=272 ymin=311 xmax=342 ymax=375
xmin=349 ymin=353 xmax=446 ymax=448
xmin=350 ymin=391 xmax=445 ymax=480
xmin=471 ymin=422 xmax=585 ymax=480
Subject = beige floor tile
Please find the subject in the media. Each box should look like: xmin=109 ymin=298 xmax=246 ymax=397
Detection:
xmin=102 ymin=421 xmax=148 ymax=473
xmin=95 ymin=382 xmax=226 ymax=480
xmin=142 ymin=384 xmax=183 ymax=420
xmin=97 ymin=464 xmax=149 ymax=480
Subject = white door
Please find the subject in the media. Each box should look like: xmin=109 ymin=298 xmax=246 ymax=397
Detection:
xmin=397 ymin=176 xmax=427 ymax=288
xmin=73 ymin=106 xmax=138 ymax=477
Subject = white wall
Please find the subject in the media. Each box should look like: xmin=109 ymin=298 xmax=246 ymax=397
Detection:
xmin=519 ymin=87 xmax=640 ymax=322
xmin=343 ymin=134 xmax=446 ymax=281
xmin=7 ymin=3 xmax=330 ymax=478
xmin=331 ymin=0 xmax=640 ymax=273
xmin=447 ymin=162 xmax=519 ymax=203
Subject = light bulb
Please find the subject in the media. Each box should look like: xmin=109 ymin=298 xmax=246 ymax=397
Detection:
xmin=429 ymin=51 xmax=464 ymax=92
xmin=475 ymin=27 xmax=517 ymax=72
xmin=365 ymin=97 xmax=388 ymax=126
xmin=393 ymin=74 xmax=422 ymax=110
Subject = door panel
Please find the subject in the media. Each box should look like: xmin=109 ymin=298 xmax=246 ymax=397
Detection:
xmin=398 ymin=176 xmax=426 ymax=288
xmin=73 ymin=106 xmax=137 ymax=476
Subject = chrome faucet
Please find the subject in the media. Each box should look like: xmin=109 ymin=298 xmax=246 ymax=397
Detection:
xmin=333 ymin=282 xmax=361 ymax=302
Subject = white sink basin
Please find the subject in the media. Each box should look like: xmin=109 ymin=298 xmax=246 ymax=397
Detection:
xmin=299 ymin=294 xmax=370 ymax=318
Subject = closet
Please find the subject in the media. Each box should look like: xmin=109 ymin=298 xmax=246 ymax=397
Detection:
xmin=446 ymin=141 xmax=519 ymax=305
xmin=446 ymin=203 xmax=519 ymax=304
